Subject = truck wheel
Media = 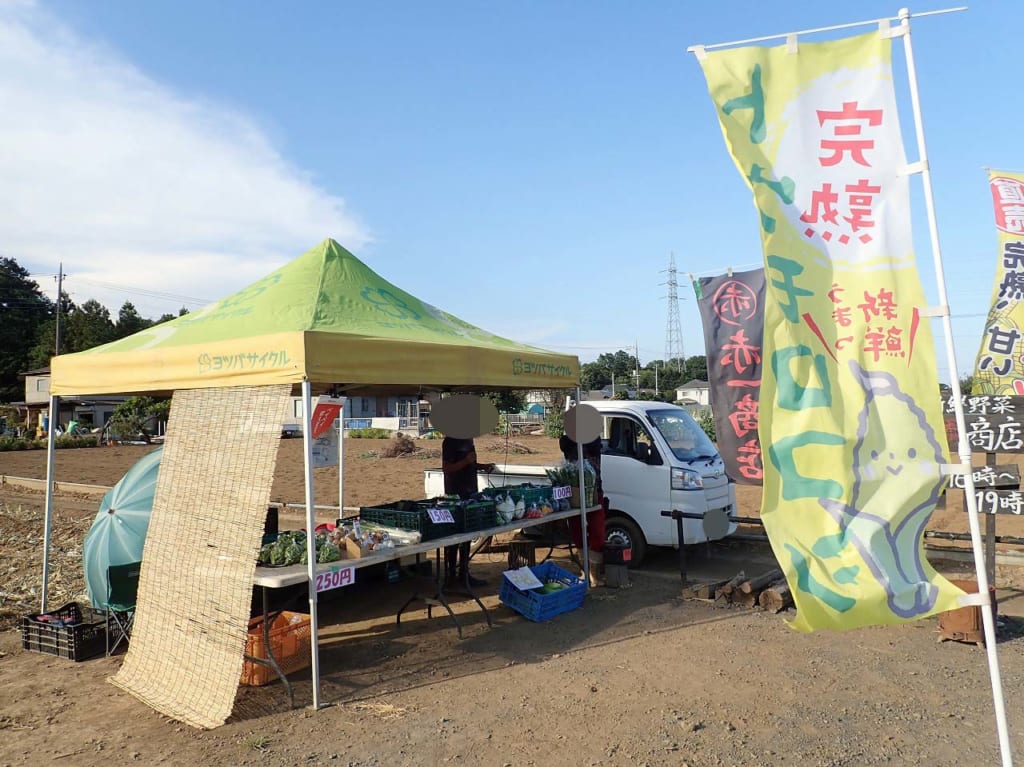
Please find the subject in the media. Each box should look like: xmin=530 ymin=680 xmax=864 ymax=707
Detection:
xmin=605 ymin=516 xmax=647 ymax=568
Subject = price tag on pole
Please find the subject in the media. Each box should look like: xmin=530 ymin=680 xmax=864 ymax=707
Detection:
xmin=315 ymin=564 xmax=355 ymax=593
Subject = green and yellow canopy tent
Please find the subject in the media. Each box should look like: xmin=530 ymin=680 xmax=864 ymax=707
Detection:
xmin=50 ymin=238 xmax=578 ymax=396
xmin=41 ymin=238 xmax=580 ymax=713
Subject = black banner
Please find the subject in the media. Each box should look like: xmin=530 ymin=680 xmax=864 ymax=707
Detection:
xmin=695 ymin=268 xmax=766 ymax=485
xmin=941 ymin=395 xmax=1024 ymax=453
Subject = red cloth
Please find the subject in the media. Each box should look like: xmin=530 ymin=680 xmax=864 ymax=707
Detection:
xmin=568 ymin=493 xmax=607 ymax=553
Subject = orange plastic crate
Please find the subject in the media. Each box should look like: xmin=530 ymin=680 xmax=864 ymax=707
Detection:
xmin=240 ymin=611 xmax=312 ymax=686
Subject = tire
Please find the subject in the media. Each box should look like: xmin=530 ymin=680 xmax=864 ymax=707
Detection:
xmin=469 ymin=535 xmax=493 ymax=559
xmin=605 ymin=515 xmax=647 ymax=568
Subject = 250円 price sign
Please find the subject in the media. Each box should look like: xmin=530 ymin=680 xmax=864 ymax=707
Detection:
xmin=315 ymin=564 xmax=355 ymax=593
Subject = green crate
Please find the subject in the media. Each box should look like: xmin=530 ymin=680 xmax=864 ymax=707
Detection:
xmin=359 ymin=503 xmax=457 ymax=541
xmin=359 ymin=498 xmax=498 ymax=540
xmin=481 ymin=483 xmax=551 ymax=505
xmin=460 ymin=499 xmax=499 ymax=533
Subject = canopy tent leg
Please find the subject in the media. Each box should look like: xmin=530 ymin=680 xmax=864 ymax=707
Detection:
xmin=300 ymin=381 xmax=322 ymax=710
xmin=41 ymin=395 xmax=60 ymax=612
xmin=338 ymin=399 xmax=346 ymax=515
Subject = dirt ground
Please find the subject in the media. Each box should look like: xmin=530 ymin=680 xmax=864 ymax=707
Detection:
xmin=1 ymin=436 xmax=1023 ymax=766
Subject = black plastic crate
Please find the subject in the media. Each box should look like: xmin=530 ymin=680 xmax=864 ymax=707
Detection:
xmin=21 ymin=602 xmax=107 ymax=661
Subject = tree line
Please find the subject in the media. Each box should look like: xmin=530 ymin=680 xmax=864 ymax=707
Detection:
xmin=2 ymin=256 xmax=710 ymax=408
xmin=0 ymin=257 xmax=189 ymax=403
xmin=580 ymin=350 xmax=708 ymax=400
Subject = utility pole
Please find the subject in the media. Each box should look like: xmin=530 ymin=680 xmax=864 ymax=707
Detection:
xmin=54 ymin=262 xmax=63 ymax=356
xmin=634 ymin=339 xmax=640 ymax=393
xmin=655 ymin=362 xmax=659 ymax=396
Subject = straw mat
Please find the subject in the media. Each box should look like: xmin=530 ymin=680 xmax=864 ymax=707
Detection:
xmin=111 ymin=384 xmax=290 ymax=729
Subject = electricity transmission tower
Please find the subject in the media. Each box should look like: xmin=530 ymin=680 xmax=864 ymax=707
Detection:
xmin=661 ymin=253 xmax=685 ymax=372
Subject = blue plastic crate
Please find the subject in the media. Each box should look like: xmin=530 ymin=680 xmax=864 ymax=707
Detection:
xmin=499 ymin=561 xmax=586 ymax=622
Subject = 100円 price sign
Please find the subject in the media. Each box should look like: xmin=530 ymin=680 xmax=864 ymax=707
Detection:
xmin=315 ymin=563 xmax=355 ymax=593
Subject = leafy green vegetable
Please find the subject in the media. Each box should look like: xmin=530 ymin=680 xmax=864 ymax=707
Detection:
xmin=317 ymin=542 xmax=341 ymax=563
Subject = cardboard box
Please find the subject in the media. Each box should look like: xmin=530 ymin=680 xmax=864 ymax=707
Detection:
xmin=344 ymin=536 xmax=369 ymax=559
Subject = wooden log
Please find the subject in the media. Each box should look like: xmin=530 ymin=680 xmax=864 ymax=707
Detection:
xmin=739 ymin=568 xmax=784 ymax=595
xmin=686 ymin=578 xmax=730 ymax=600
xmin=760 ymin=579 xmax=793 ymax=613
xmin=733 ymin=589 xmax=759 ymax=608
xmin=714 ymin=570 xmax=747 ymax=602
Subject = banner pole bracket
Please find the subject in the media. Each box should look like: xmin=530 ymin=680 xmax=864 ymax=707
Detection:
xmin=918 ymin=305 xmax=950 ymax=318
xmin=899 ymin=160 xmax=928 ymax=176
xmin=880 ymin=22 xmax=908 ymax=39
xmin=959 ymin=591 xmax=993 ymax=609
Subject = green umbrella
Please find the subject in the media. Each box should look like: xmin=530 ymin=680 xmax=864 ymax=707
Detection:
xmin=83 ymin=447 xmax=162 ymax=608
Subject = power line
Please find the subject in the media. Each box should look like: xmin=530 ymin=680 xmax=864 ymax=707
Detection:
xmin=69 ymin=276 xmax=210 ymax=305
xmin=26 ymin=272 xmax=209 ymax=305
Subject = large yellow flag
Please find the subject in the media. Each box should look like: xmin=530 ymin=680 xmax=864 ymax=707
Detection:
xmin=698 ymin=31 xmax=963 ymax=631
xmin=974 ymin=170 xmax=1024 ymax=394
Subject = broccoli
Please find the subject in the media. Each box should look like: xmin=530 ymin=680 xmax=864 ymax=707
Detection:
xmin=283 ymin=541 xmax=303 ymax=565
xmin=258 ymin=542 xmax=277 ymax=565
xmin=317 ymin=543 xmax=341 ymax=563
xmin=269 ymin=540 xmax=288 ymax=566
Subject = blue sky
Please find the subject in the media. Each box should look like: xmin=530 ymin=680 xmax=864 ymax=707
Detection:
xmin=1 ymin=1 xmax=1016 ymax=382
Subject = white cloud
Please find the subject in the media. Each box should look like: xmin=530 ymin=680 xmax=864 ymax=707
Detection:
xmin=0 ymin=2 xmax=370 ymax=316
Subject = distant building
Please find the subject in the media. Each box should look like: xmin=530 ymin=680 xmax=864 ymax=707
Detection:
xmin=584 ymin=383 xmax=636 ymax=401
xmin=284 ymin=394 xmax=423 ymax=435
xmin=675 ymin=379 xmax=711 ymax=407
xmin=8 ymin=368 xmax=127 ymax=436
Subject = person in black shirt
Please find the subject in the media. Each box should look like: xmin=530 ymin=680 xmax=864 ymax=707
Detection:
xmin=442 ymin=437 xmax=494 ymax=587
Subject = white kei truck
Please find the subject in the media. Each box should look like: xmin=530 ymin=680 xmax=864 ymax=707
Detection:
xmin=424 ymin=400 xmax=737 ymax=567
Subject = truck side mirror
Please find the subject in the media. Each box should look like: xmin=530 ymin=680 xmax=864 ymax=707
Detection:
xmin=636 ymin=442 xmax=650 ymax=462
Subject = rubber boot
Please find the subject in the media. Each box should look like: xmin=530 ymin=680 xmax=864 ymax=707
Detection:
xmin=587 ymin=551 xmax=605 ymax=588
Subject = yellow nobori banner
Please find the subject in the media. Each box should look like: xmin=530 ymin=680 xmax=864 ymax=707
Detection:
xmin=698 ymin=31 xmax=962 ymax=631
xmin=974 ymin=170 xmax=1024 ymax=394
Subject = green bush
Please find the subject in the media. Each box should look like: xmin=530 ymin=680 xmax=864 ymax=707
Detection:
xmin=347 ymin=427 xmax=392 ymax=439
xmin=697 ymin=410 xmax=717 ymax=443
xmin=544 ymin=409 xmax=564 ymax=439
xmin=55 ymin=435 xmax=101 ymax=449
xmin=109 ymin=395 xmax=169 ymax=440
xmin=0 ymin=435 xmax=101 ymax=452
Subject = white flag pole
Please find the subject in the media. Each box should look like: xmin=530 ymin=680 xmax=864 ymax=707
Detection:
xmin=896 ymin=7 xmax=1013 ymax=765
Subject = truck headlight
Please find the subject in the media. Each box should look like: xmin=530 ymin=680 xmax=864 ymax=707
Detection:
xmin=671 ymin=468 xmax=703 ymax=490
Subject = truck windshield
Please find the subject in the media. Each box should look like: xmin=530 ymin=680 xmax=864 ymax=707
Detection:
xmin=646 ymin=409 xmax=719 ymax=463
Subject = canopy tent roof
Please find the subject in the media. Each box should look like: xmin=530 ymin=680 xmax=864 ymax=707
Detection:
xmin=51 ymin=239 xmax=579 ymax=396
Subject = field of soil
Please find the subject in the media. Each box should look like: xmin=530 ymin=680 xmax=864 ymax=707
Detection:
xmin=1 ymin=436 xmax=1023 ymax=766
